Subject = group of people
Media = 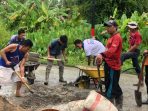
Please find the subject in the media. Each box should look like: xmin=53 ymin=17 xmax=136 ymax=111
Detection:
xmin=74 ymin=20 xmax=148 ymax=110
xmin=0 ymin=19 xmax=148 ymax=110
xmin=0 ymin=28 xmax=68 ymax=96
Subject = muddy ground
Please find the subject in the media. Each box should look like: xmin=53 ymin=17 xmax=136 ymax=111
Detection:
xmin=0 ymin=64 xmax=148 ymax=111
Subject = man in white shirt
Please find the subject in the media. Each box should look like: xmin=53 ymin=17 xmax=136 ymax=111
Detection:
xmin=74 ymin=38 xmax=105 ymax=65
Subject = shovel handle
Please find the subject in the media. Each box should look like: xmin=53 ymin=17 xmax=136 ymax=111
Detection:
xmin=137 ymin=55 xmax=147 ymax=91
xmin=23 ymin=82 xmax=34 ymax=93
xmin=11 ymin=67 xmax=34 ymax=93
xmin=40 ymin=57 xmax=61 ymax=61
xmin=47 ymin=57 xmax=62 ymax=61
xmin=97 ymin=64 xmax=103 ymax=93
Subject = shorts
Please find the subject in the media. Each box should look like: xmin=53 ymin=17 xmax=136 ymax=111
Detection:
xmin=0 ymin=65 xmax=21 ymax=83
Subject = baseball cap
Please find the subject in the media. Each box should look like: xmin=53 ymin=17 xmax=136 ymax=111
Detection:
xmin=127 ymin=21 xmax=138 ymax=29
xmin=104 ymin=20 xmax=118 ymax=27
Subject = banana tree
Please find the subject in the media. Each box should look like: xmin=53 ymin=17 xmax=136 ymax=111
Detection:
xmin=0 ymin=0 xmax=69 ymax=31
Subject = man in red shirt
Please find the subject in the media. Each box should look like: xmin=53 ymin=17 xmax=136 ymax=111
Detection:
xmin=96 ymin=20 xmax=123 ymax=111
xmin=121 ymin=21 xmax=142 ymax=86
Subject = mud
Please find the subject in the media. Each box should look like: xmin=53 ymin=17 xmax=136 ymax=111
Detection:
xmin=0 ymin=64 xmax=148 ymax=111
xmin=19 ymin=84 xmax=89 ymax=110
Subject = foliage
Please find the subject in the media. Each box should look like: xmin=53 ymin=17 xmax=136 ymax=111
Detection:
xmin=118 ymin=11 xmax=148 ymax=52
xmin=75 ymin=0 xmax=148 ymax=23
xmin=0 ymin=0 xmax=69 ymax=31
xmin=0 ymin=18 xmax=11 ymax=49
xmin=0 ymin=0 xmax=148 ymax=68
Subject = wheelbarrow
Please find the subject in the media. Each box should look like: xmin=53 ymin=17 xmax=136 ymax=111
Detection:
xmin=74 ymin=65 xmax=105 ymax=92
xmin=24 ymin=52 xmax=62 ymax=84
xmin=25 ymin=52 xmax=40 ymax=84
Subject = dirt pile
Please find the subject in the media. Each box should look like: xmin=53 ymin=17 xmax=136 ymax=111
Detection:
xmin=19 ymin=83 xmax=90 ymax=110
xmin=0 ymin=96 xmax=25 ymax=111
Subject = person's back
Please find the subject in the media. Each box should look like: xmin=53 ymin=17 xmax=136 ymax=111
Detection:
xmin=83 ymin=39 xmax=105 ymax=56
xmin=74 ymin=38 xmax=105 ymax=65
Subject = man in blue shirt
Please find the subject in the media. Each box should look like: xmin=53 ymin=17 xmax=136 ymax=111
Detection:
xmin=44 ymin=35 xmax=68 ymax=85
xmin=0 ymin=39 xmax=33 ymax=97
xmin=8 ymin=28 xmax=26 ymax=45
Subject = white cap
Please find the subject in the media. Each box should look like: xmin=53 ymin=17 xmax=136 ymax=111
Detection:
xmin=127 ymin=21 xmax=138 ymax=29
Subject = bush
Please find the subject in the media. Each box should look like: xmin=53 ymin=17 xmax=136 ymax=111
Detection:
xmin=0 ymin=19 xmax=11 ymax=49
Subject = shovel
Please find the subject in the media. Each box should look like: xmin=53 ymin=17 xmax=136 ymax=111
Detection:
xmin=134 ymin=55 xmax=147 ymax=107
xmin=11 ymin=66 xmax=34 ymax=94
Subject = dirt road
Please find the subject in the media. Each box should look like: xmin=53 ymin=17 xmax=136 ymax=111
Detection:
xmin=0 ymin=64 xmax=148 ymax=111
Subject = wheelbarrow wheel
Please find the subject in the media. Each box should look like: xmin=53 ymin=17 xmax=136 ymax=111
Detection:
xmin=74 ymin=76 xmax=90 ymax=89
xmin=27 ymin=78 xmax=34 ymax=85
xmin=25 ymin=71 xmax=36 ymax=85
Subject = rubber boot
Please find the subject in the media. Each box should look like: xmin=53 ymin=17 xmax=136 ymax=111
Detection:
xmin=59 ymin=65 xmax=66 ymax=83
xmin=44 ymin=63 xmax=52 ymax=85
xmin=115 ymin=95 xmax=123 ymax=111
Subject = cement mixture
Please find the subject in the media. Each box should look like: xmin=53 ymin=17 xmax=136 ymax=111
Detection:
xmin=0 ymin=64 xmax=148 ymax=111
xmin=19 ymin=84 xmax=89 ymax=110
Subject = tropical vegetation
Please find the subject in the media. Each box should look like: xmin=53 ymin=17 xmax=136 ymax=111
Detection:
xmin=0 ymin=0 xmax=148 ymax=71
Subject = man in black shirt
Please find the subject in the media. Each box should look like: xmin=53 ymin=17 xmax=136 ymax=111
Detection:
xmin=44 ymin=35 xmax=68 ymax=85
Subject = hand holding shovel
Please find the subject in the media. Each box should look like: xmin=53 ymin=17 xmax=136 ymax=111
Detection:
xmin=134 ymin=55 xmax=147 ymax=107
xmin=40 ymin=57 xmax=62 ymax=61
xmin=10 ymin=64 xmax=34 ymax=94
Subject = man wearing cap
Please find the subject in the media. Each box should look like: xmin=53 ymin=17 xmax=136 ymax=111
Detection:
xmin=44 ymin=35 xmax=68 ymax=85
xmin=74 ymin=38 xmax=105 ymax=66
xmin=96 ymin=20 xmax=123 ymax=110
xmin=121 ymin=21 xmax=142 ymax=86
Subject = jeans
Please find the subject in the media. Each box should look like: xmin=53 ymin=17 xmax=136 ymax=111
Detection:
xmin=45 ymin=54 xmax=64 ymax=82
xmin=121 ymin=49 xmax=141 ymax=75
xmin=104 ymin=63 xmax=123 ymax=99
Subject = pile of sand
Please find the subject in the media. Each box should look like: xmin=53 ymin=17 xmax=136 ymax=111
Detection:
xmin=0 ymin=96 xmax=25 ymax=111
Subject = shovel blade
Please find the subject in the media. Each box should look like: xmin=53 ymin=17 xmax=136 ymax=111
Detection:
xmin=134 ymin=90 xmax=142 ymax=107
xmin=30 ymin=90 xmax=34 ymax=94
